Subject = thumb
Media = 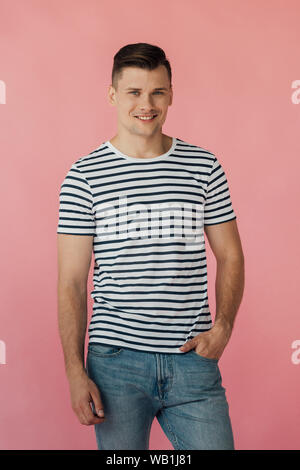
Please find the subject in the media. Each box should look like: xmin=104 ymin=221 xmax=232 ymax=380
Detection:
xmin=89 ymin=383 xmax=105 ymax=417
xmin=179 ymin=340 xmax=195 ymax=352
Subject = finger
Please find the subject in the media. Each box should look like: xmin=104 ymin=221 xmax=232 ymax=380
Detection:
xmin=79 ymin=402 xmax=95 ymax=425
xmin=179 ymin=340 xmax=195 ymax=352
xmin=82 ymin=400 xmax=104 ymax=425
xmin=72 ymin=402 xmax=89 ymax=425
xmin=76 ymin=408 xmax=89 ymax=425
xmin=89 ymin=398 xmax=105 ymax=419
xmin=90 ymin=388 xmax=105 ymax=418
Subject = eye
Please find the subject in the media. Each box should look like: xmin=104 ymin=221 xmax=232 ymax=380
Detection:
xmin=129 ymin=91 xmax=164 ymax=95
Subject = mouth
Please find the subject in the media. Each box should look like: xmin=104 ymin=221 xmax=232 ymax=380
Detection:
xmin=134 ymin=114 xmax=158 ymax=122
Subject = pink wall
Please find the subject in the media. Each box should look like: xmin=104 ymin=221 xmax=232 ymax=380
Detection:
xmin=1 ymin=0 xmax=300 ymax=450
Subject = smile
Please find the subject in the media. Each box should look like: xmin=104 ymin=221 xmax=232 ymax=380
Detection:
xmin=134 ymin=114 xmax=158 ymax=121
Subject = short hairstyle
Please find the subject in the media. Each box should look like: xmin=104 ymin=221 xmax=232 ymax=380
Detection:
xmin=111 ymin=42 xmax=172 ymax=90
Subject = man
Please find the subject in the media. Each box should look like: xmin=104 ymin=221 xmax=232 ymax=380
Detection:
xmin=57 ymin=43 xmax=244 ymax=450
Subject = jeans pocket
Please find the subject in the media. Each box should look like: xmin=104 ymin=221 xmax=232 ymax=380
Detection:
xmin=190 ymin=349 xmax=219 ymax=363
xmin=88 ymin=342 xmax=124 ymax=357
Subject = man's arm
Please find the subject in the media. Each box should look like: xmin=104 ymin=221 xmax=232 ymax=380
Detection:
xmin=57 ymin=234 xmax=92 ymax=378
xmin=179 ymin=219 xmax=245 ymax=358
xmin=205 ymin=218 xmax=245 ymax=332
xmin=57 ymin=233 xmax=105 ymax=425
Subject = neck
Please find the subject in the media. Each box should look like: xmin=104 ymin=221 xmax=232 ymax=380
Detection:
xmin=108 ymin=133 xmax=172 ymax=159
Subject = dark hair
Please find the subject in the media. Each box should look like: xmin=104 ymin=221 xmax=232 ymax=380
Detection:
xmin=111 ymin=43 xmax=172 ymax=90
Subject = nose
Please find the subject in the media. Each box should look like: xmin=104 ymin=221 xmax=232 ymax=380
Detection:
xmin=138 ymin=93 xmax=154 ymax=110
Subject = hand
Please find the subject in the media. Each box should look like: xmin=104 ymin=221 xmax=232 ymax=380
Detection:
xmin=68 ymin=368 xmax=106 ymax=425
xmin=179 ymin=321 xmax=232 ymax=360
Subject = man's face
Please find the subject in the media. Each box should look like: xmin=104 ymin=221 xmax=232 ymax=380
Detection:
xmin=108 ymin=65 xmax=173 ymax=138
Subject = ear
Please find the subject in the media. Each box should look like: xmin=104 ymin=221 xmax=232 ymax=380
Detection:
xmin=169 ymin=86 xmax=173 ymax=106
xmin=108 ymin=85 xmax=116 ymax=106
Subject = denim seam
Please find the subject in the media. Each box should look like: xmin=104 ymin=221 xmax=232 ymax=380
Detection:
xmin=159 ymin=410 xmax=180 ymax=450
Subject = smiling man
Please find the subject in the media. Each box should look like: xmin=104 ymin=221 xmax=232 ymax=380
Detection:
xmin=57 ymin=42 xmax=245 ymax=450
xmin=108 ymin=63 xmax=173 ymax=159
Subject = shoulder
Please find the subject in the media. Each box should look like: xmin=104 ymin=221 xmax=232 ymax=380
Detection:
xmin=71 ymin=141 xmax=108 ymax=167
xmin=175 ymin=137 xmax=216 ymax=167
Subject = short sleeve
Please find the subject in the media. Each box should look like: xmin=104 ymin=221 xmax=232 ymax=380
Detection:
xmin=57 ymin=163 xmax=96 ymax=236
xmin=204 ymin=156 xmax=237 ymax=226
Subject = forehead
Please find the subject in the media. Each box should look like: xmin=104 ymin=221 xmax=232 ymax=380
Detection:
xmin=119 ymin=65 xmax=170 ymax=88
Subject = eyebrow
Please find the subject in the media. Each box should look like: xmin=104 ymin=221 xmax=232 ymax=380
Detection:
xmin=125 ymin=87 xmax=169 ymax=91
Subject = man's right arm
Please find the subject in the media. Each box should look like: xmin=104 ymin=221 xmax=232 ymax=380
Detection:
xmin=57 ymin=233 xmax=105 ymax=425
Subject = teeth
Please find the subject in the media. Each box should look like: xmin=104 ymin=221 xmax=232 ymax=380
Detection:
xmin=136 ymin=115 xmax=156 ymax=120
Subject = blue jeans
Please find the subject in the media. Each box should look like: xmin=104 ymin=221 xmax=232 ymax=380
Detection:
xmin=86 ymin=343 xmax=235 ymax=450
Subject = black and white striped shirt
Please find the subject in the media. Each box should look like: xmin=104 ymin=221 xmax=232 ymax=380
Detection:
xmin=57 ymin=136 xmax=237 ymax=353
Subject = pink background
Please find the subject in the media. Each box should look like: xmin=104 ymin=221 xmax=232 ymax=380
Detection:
xmin=1 ymin=0 xmax=300 ymax=450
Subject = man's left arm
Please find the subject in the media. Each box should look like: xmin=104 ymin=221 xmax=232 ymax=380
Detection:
xmin=179 ymin=219 xmax=245 ymax=359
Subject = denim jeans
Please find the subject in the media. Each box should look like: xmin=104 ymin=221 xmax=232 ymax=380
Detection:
xmin=86 ymin=343 xmax=235 ymax=450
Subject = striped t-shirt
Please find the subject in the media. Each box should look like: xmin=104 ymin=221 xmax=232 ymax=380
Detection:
xmin=57 ymin=136 xmax=237 ymax=354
